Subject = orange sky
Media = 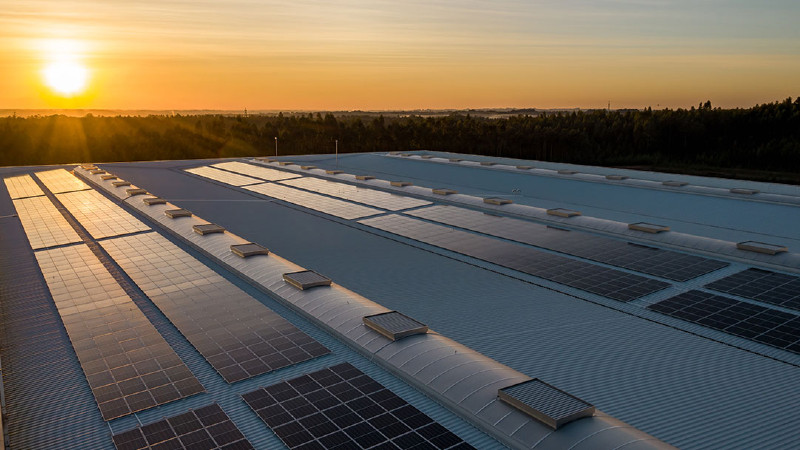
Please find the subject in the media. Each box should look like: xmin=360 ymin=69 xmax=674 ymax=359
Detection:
xmin=2 ymin=1 xmax=799 ymax=110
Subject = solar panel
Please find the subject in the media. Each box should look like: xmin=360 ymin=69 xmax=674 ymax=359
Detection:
xmin=100 ymin=233 xmax=330 ymax=383
xmin=407 ymin=206 xmax=726 ymax=282
xmin=212 ymin=161 xmax=301 ymax=181
xmin=244 ymin=183 xmax=382 ymax=220
xmin=363 ymin=311 xmax=428 ymax=340
xmin=34 ymin=169 xmax=91 ymax=194
xmin=4 ymin=174 xmax=45 ymax=199
xmin=498 ymin=379 xmax=595 ymax=430
xmin=112 ymin=403 xmax=254 ymax=450
xmin=283 ymin=270 xmax=332 ymax=290
xmin=56 ymin=190 xmax=151 ymax=239
xmin=242 ymin=363 xmax=473 ymax=450
xmin=360 ymin=215 xmax=669 ymax=302
xmin=165 ymin=208 xmax=193 ymax=218
xmin=185 ymin=166 xmax=264 ymax=186
xmin=281 ymin=177 xmax=430 ymax=211
xmin=35 ymin=245 xmax=202 ymax=420
xmin=12 ymin=196 xmax=82 ymax=249
xmin=231 ymin=243 xmax=270 ymax=258
xmin=193 ymin=224 xmax=225 ymax=235
xmin=706 ymin=268 xmax=800 ymax=312
xmin=648 ymin=290 xmax=800 ymax=354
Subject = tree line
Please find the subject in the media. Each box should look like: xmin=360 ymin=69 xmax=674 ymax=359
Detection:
xmin=1 ymin=98 xmax=798 ymax=183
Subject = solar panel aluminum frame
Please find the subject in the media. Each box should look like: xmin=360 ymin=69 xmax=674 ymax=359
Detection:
xmin=363 ymin=311 xmax=429 ymax=341
xmin=165 ymin=209 xmax=193 ymax=219
xmin=498 ymin=379 xmax=595 ymax=430
xmin=736 ymin=241 xmax=788 ymax=255
xmin=282 ymin=270 xmax=331 ymax=290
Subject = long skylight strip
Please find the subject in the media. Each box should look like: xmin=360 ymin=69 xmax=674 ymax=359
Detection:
xmin=184 ymin=166 xmax=264 ymax=186
xmin=244 ymin=182 xmax=382 ymax=220
xmin=281 ymin=177 xmax=431 ymax=211
xmin=4 ymin=174 xmax=45 ymax=199
xmin=34 ymin=168 xmax=91 ymax=194
xmin=35 ymin=244 xmax=203 ymax=420
xmin=211 ymin=161 xmax=301 ymax=181
xmin=56 ymin=190 xmax=151 ymax=239
xmin=12 ymin=196 xmax=82 ymax=249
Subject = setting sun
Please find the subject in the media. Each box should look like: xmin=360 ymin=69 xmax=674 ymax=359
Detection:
xmin=43 ymin=60 xmax=88 ymax=96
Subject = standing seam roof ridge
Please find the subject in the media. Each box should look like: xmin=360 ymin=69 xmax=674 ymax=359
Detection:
xmin=74 ymin=165 xmax=674 ymax=450
xmin=250 ymin=159 xmax=800 ymax=273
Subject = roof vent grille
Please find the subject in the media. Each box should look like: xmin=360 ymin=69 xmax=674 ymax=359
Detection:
xmin=662 ymin=180 xmax=688 ymax=187
xmin=390 ymin=181 xmax=412 ymax=187
xmin=547 ymin=208 xmax=581 ymax=218
xmin=165 ymin=209 xmax=192 ymax=218
xmin=432 ymin=188 xmax=457 ymax=195
xmin=126 ymin=188 xmax=147 ymax=196
xmin=363 ymin=311 xmax=428 ymax=341
xmin=230 ymin=243 xmax=269 ymax=258
xmin=355 ymin=175 xmax=375 ymax=181
xmin=498 ymin=379 xmax=595 ymax=430
xmin=736 ymin=241 xmax=787 ymax=255
xmin=629 ymin=222 xmax=670 ymax=233
xmin=606 ymin=175 xmax=628 ymax=180
xmin=80 ymin=164 xmax=97 ymax=170
xmin=283 ymin=270 xmax=331 ymax=290
xmin=143 ymin=197 xmax=166 ymax=205
xmin=112 ymin=181 xmax=131 ymax=187
xmin=193 ymin=224 xmax=225 ymax=235
xmin=101 ymin=175 xmax=117 ymax=180
xmin=730 ymin=188 xmax=759 ymax=195
xmin=326 ymin=170 xmax=343 ymax=175
xmin=484 ymin=197 xmax=513 ymax=205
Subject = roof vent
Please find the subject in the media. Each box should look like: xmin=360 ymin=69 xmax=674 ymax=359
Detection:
xmin=516 ymin=165 xmax=533 ymax=170
xmin=432 ymin=188 xmax=457 ymax=195
xmin=101 ymin=174 xmax=117 ymax=180
xmin=480 ymin=161 xmax=496 ymax=166
xmin=193 ymin=224 xmax=225 ymax=235
xmin=421 ymin=155 xmax=434 ymax=159
xmin=557 ymin=169 xmax=577 ymax=175
xmin=390 ymin=181 xmax=412 ymax=187
xmin=730 ymin=188 xmax=759 ymax=195
xmin=662 ymin=180 xmax=688 ymax=187
xmin=165 ymin=209 xmax=192 ymax=219
xmin=628 ymin=222 xmax=670 ymax=233
xmin=606 ymin=175 xmax=628 ymax=180
xmin=449 ymin=158 xmax=462 ymax=162
xmin=736 ymin=241 xmax=787 ymax=255
xmin=498 ymin=379 xmax=595 ymax=430
xmin=80 ymin=164 xmax=97 ymax=170
xmin=90 ymin=169 xmax=107 ymax=175
xmin=300 ymin=165 xmax=317 ymax=170
xmin=547 ymin=208 xmax=581 ymax=218
xmin=326 ymin=170 xmax=343 ymax=175
xmin=283 ymin=270 xmax=331 ymax=290
xmin=355 ymin=175 xmax=375 ymax=180
xmin=278 ymin=161 xmax=294 ymax=166
xmin=363 ymin=311 xmax=428 ymax=341
xmin=112 ymin=181 xmax=131 ymax=187
xmin=399 ymin=153 xmax=412 ymax=157
xmin=143 ymin=197 xmax=166 ymax=205
xmin=230 ymin=243 xmax=269 ymax=258
xmin=126 ymin=188 xmax=147 ymax=196
xmin=388 ymin=151 xmax=401 ymax=155
xmin=484 ymin=197 xmax=513 ymax=205
xmin=255 ymin=157 xmax=277 ymax=162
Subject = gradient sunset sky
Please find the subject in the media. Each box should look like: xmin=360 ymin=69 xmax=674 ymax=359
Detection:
xmin=3 ymin=0 xmax=799 ymax=110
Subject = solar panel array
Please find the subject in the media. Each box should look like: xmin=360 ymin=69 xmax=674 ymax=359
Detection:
xmin=3 ymin=174 xmax=45 ymax=199
xmin=111 ymin=403 xmax=253 ymax=450
xmin=281 ymin=177 xmax=431 ymax=211
xmin=360 ymin=215 xmax=669 ymax=302
xmin=408 ymin=206 xmax=728 ymax=281
xmin=212 ymin=161 xmax=301 ymax=181
xmin=242 ymin=363 xmax=473 ymax=450
xmin=244 ymin=182 xmax=382 ymax=220
xmin=56 ymin=190 xmax=151 ymax=239
xmin=100 ymin=232 xmax=330 ymax=383
xmin=648 ymin=290 xmax=800 ymax=354
xmin=706 ymin=268 xmax=800 ymax=312
xmin=34 ymin=168 xmax=91 ymax=194
xmin=35 ymin=245 xmax=203 ymax=420
xmin=12 ymin=196 xmax=82 ymax=249
xmin=185 ymin=166 xmax=264 ymax=186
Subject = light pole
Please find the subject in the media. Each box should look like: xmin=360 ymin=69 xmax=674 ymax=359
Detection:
xmin=274 ymin=137 xmax=278 ymax=157
xmin=335 ymin=139 xmax=338 ymax=167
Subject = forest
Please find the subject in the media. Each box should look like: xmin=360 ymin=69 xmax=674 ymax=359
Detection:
xmin=1 ymin=98 xmax=799 ymax=184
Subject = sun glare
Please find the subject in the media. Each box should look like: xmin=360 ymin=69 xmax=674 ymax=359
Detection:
xmin=39 ymin=39 xmax=90 ymax=97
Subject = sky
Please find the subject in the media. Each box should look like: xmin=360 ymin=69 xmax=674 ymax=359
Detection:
xmin=1 ymin=0 xmax=799 ymax=110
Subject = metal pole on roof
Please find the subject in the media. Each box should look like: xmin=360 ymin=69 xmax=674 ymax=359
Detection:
xmin=274 ymin=137 xmax=278 ymax=157
xmin=335 ymin=139 xmax=338 ymax=167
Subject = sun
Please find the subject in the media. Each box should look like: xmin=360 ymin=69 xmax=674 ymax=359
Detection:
xmin=43 ymin=60 xmax=89 ymax=96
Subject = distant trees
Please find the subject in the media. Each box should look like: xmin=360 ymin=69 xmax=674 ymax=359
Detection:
xmin=1 ymin=97 xmax=799 ymax=183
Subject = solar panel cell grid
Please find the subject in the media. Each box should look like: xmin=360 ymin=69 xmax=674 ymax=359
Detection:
xmin=281 ymin=177 xmax=431 ymax=211
xmin=242 ymin=363 xmax=473 ymax=450
xmin=35 ymin=245 xmax=202 ymax=420
xmin=100 ymin=232 xmax=330 ymax=383
xmin=56 ymin=190 xmax=151 ymax=239
xmin=244 ymin=182 xmax=382 ymax=220
xmin=12 ymin=196 xmax=83 ymax=249
xmin=706 ymin=268 xmax=800 ymax=312
xmin=4 ymin=174 xmax=45 ymax=199
xmin=212 ymin=161 xmax=302 ymax=181
xmin=185 ymin=166 xmax=264 ymax=186
xmin=34 ymin=168 xmax=91 ymax=194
